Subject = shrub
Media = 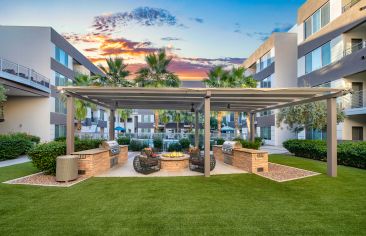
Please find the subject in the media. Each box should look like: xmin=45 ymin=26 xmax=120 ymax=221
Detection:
xmin=54 ymin=136 xmax=80 ymax=142
xmin=11 ymin=132 xmax=41 ymax=144
xmin=27 ymin=141 xmax=66 ymax=175
xmin=27 ymin=139 xmax=104 ymax=174
xmin=179 ymin=138 xmax=191 ymax=150
xmin=0 ymin=134 xmax=33 ymax=160
xmin=215 ymin=137 xmax=225 ymax=145
xmin=153 ymin=137 xmax=163 ymax=152
xmin=74 ymin=139 xmax=103 ymax=151
xmin=254 ymin=137 xmax=264 ymax=146
xmin=283 ymin=139 xmax=366 ymax=169
xmin=117 ymin=136 xmax=131 ymax=145
xmin=233 ymin=137 xmax=261 ymax=150
xmin=168 ymin=142 xmax=182 ymax=152
xmin=129 ymin=139 xmax=149 ymax=151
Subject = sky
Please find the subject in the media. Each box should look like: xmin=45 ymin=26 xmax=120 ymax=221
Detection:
xmin=0 ymin=0 xmax=306 ymax=80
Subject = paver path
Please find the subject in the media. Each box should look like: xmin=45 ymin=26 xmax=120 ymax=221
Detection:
xmin=0 ymin=155 xmax=30 ymax=168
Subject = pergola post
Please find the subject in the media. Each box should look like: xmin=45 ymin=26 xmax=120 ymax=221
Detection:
xmin=109 ymin=108 xmax=115 ymax=140
xmin=327 ymin=97 xmax=337 ymax=177
xmin=195 ymin=110 xmax=199 ymax=147
xmin=204 ymin=92 xmax=211 ymax=177
xmin=66 ymin=95 xmax=75 ymax=155
xmin=250 ymin=112 xmax=255 ymax=142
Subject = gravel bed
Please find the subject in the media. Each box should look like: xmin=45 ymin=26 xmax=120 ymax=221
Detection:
xmin=4 ymin=172 xmax=89 ymax=187
xmin=256 ymin=163 xmax=320 ymax=182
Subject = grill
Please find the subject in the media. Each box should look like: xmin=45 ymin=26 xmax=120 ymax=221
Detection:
xmin=101 ymin=140 xmax=120 ymax=167
xmin=222 ymin=141 xmax=242 ymax=165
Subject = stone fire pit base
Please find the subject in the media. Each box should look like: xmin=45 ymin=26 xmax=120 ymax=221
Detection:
xmin=159 ymin=155 xmax=189 ymax=171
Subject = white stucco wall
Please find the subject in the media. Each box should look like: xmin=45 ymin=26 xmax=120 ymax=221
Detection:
xmin=0 ymin=97 xmax=51 ymax=141
xmin=330 ymin=0 xmax=342 ymax=22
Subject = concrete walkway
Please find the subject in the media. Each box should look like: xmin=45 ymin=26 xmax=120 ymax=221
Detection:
xmin=97 ymin=152 xmax=247 ymax=177
xmin=260 ymin=145 xmax=288 ymax=154
xmin=0 ymin=155 xmax=30 ymax=168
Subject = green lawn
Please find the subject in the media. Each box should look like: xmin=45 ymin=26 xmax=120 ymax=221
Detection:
xmin=0 ymin=155 xmax=365 ymax=236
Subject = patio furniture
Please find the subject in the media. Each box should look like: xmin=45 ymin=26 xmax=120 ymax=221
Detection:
xmin=133 ymin=148 xmax=161 ymax=174
xmin=189 ymin=147 xmax=216 ymax=173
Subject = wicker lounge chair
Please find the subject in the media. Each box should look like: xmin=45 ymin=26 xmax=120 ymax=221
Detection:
xmin=133 ymin=148 xmax=161 ymax=174
xmin=189 ymin=147 xmax=216 ymax=173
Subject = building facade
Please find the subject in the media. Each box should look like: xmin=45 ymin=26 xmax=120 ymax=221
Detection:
xmin=0 ymin=26 xmax=106 ymax=141
xmin=244 ymin=0 xmax=366 ymax=143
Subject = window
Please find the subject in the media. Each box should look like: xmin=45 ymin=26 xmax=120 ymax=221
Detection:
xmin=127 ymin=118 xmax=133 ymax=123
xmin=143 ymin=115 xmax=151 ymax=123
xmin=55 ymin=47 xmax=69 ymax=67
xmin=312 ymin=9 xmax=321 ymax=34
xmin=304 ymin=42 xmax=331 ymax=74
xmin=55 ymin=96 xmax=66 ymax=114
xmin=260 ymin=75 xmax=272 ymax=88
xmin=260 ymin=127 xmax=271 ymax=140
xmin=55 ymin=124 xmax=66 ymax=139
xmin=321 ymin=3 xmax=330 ymax=27
xmin=55 ymin=72 xmax=68 ymax=86
xmin=100 ymin=110 xmax=105 ymax=121
xmin=304 ymin=2 xmax=330 ymax=39
xmin=257 ymin=51 xmax=273 ymax=72
xmin=321 ymin=42 xmax=331 ymax=66
xmin=305 ymin=53 xmax=312 ymax=74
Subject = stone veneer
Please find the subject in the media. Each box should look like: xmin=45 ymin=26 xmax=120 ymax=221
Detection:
xmin=72 ymin=145 xmax=128 ymax=177
xmin=213 ymin=145 xmax=268 ymax=173
xmin=160 ymin=155 xmax=189 ymax=171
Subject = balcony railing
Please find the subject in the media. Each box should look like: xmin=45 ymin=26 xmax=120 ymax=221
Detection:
xmin=331 ymin=40 xmax=366 ymax=64
xmin=0 ymin=57 xmax=50 ymax=89
xmin=339 ymin=89 xmax=365 ymax=109
xmin=342 ymin=0 xmax=361 ymax=13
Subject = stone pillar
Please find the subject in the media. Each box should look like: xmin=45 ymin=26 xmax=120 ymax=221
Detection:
xmin=109 ymin=109 xmax=115 ymax=140
xmin=327 ymin=97 xmax=337 ymax=177
xmin=66 ymin=95 xmax=75 ymax=155
xmin=204 ymin=93 xmax=211 ymax=177
xmin=195 ymin=110 xmax=199 ymax=148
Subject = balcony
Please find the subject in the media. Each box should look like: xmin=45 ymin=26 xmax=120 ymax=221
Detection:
xmin=340 ymin=89 xmax=366 ymax=115
xmin=342 ymin=0 xmax=361 ymax=13
xmin=0 ymin=57 xmax=50 ymax=93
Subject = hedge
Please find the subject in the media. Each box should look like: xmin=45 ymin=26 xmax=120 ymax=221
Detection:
xmin=0 ymin=134 xmax=34 ymax=160
xmin=167 ymin=142 xmax=182 ymax=152
xmin=129 ymin=139 xmax=149 ymax=151
xmin=117 ymin=136 xmax=131 ymax=145
xmin=179 ymin=138 xmax=191 ymax=151
xmin=27 ymin=139 xmax=104 ymax=174
xmin=153 ymin=137 xmax=163 ymax=152
xmin=283 ymin=139 xmax=366 ymax=169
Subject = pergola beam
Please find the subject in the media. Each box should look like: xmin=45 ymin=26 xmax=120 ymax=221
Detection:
xmin=66 ymin=95 xmax=75 ymax=155
xmin=327 ymin=97 xmax=337 ymax=177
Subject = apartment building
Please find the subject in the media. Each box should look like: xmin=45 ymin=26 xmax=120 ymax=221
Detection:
xmin=244 ymin=0 xmax=366 ymax=143
xmin=296 ymin=0 xmax=366 ymax=141
xmin=0 ymin=26 xmax=106 ymax=141
xmin=243 ymin=33 xmax=298 ymax=145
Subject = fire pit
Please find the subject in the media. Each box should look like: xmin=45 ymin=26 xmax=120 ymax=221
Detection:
xmin=159 ymin=152 xmax=189 ymax=171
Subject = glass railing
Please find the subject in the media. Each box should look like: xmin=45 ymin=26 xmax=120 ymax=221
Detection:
xmin=339 ymin=89 xmax=365 ymax=109
xmin=342 ymin=0 xmax=361 ymax=13
xmin=0 ymin=57 xmax=50 ymax=89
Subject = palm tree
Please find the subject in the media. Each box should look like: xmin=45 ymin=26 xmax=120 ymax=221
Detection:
xmin=169 ymin=111 xmax=182 ymax=133
xmin=118 ymin=109 xmax=133 ymax=132
xmin=135 ymin=49 xmax=181 ymax=131
xmin=203 ymin=66 xmax=257 ymax=137
xmin=71 ymin=74 xmax=97 ymax=131
xmin=95 ymin=57 xmax=134 ymax=87
xmin=159 ymin=110 xmax=170 ymax=132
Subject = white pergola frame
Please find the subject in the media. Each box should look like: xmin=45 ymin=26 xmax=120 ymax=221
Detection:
xmin=59 ymin=86 xmax=349 ymax=177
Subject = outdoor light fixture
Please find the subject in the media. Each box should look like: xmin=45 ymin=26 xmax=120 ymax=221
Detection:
xmin=190 ymin=103 xmax=195 ymax=112
xmin=227 ymin=104 xmax=231 ymax=109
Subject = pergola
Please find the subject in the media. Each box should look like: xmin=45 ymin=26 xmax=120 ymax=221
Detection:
xmin=59 ymin=87 xmax=349 ymax=177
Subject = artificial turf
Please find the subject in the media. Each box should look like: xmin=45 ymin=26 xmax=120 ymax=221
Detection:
xmin=0 ymin=154 xmax=365 ymax=236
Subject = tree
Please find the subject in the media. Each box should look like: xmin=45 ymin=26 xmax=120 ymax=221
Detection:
xmin=159 ymin=110 xmax=170 ymax=132
xmin=170 ymin=111 xmax=183 ymax=133
xmin=203 ymin=66 xmax=257 ymax=137
xmin=95 ymin=57 xmax=134 ymax=87
xmin=118 ymin=109 xmax=133 ymax=131
xmin=276 ymin=101 xmax=345 ymax=134
xmin=72 ymin=75 xmax=96 ymax=131
xmin=134 ymin=49 xmax=181 ymax=132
